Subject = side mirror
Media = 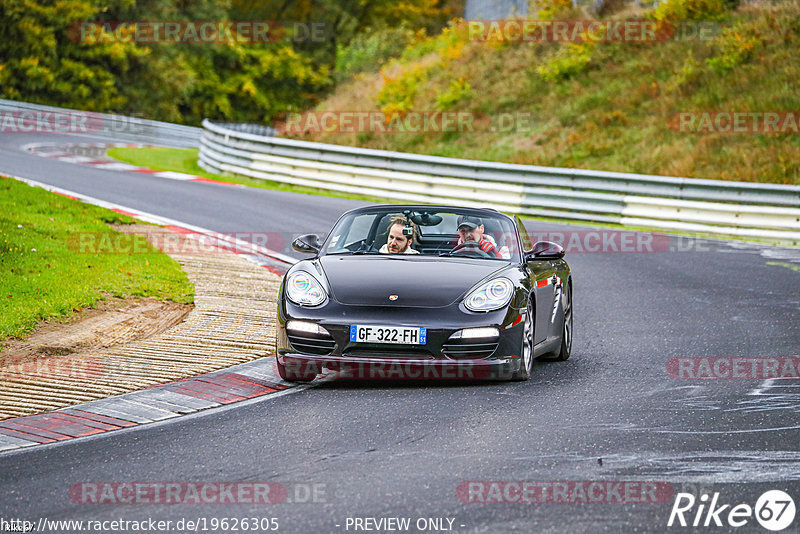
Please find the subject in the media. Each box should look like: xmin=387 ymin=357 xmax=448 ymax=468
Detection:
xmin=524 ymin=241 xmax=565 ymax=261
xmin=292 ymin=233 xmax=321 ymax=254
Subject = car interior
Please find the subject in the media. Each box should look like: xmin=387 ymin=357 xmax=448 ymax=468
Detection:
xmin=345 ymin=210 xmax=517 ymax=258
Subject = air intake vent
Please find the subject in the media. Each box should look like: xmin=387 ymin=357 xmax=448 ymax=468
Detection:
xmin=287 ymin=332 xmax=336 ymax=356
xmin=343 ymin=347 xmax=434 ymax=359
xmin=441 ymin=341 xmax=498 ymax=359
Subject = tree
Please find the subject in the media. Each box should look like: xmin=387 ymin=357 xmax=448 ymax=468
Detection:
xmin=0 ymin=0 xmax=145 ymax=111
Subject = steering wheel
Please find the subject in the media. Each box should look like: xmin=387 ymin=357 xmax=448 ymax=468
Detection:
xmin=447 ymin=241 xmax=492 ymax=258
xmin=352 ymin=239 xmax=378 ymax=253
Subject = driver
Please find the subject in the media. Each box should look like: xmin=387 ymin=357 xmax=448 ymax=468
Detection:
xmin=380 ymin=216 xmax=420 ymax=254
xmin=456 ymin=215 xmax=502 ymax=258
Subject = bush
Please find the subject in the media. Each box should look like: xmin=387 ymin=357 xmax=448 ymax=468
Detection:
xmin=336 ymin=27 xmax=418 ymax=82
xmin=649 ymin=0 xmax=731 ymax=23
xmin=706 ymin=23 xmax=761 ymax=73
xmin=399 ymin=21 xmax=467 ymax=63
xmin=531 ymin=0 xmax=580 ymax=20
xmin=536 ymin=24 xmax=602 ymax=83
xmin=536 ymin=42 xmax=593 ymax=81
xmin=436 ymin=78 xmax=472 ymax=110
xmin=378 ymin=63 xmax=427 ymax=115
xmin=377 ymin=20 xmax=472 ymax=115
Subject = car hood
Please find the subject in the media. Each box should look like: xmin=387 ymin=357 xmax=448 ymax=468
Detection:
xmin=318 ymin=255 xmax=510 ymax=307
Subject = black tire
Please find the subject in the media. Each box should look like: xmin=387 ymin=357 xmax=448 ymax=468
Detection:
xmin=544 ymin=281 xmax=572 ymax=362
xmin=511 ymin=298 xmax=535 ymax=381
xmin=276 ymin=357 xmax=317 ymax=382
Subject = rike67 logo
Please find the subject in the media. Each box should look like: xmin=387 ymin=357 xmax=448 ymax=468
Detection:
xmin=668 ymin=490 xmax=795 ymax=531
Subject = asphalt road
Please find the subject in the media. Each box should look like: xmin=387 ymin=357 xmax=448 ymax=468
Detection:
xmin=1 ymin=132 xmax=799 ymax=533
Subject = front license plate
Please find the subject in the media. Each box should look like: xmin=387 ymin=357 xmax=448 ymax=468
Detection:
xmin=350 ymin=325 xmax=427 ymax=345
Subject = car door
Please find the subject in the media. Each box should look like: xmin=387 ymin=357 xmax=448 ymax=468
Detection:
xmin=516 ymin=216 xmax=557 ymax=344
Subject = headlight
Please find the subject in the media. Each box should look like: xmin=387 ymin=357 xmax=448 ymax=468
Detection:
xmin=286 ymin=271 xmax=327 ymax=306
xmin=464 ymin=278 xmax=514 ymax=312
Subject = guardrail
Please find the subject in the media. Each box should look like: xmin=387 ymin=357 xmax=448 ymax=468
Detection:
xmin=199 ymin=120 xmax=800 ymax=244
xmin=0 ymin=99 xmax=201 ymax=147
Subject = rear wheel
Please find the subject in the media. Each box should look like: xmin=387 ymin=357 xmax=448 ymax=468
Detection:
xmin=543 ymin=281 xmax=572 ymax=362
xmin=511 ymin=299 xmax=534 ymax=381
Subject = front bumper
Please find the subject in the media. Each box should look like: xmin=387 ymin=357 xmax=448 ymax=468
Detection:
xmin=277 ymin=284 xmax=526 ymax=380
xmin=277 ymin=353 xmax=521 ymax=381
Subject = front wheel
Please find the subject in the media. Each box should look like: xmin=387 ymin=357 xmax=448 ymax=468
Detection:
xmin=511 ymin=299 xmax=534 ymax=381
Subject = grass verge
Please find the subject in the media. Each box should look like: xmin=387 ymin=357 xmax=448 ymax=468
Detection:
xmin=0 ymin=176 xmax=194 ymax=341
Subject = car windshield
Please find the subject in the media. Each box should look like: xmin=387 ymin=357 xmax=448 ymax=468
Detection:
xmin=322 ymin=207 xmax=522 ymax=261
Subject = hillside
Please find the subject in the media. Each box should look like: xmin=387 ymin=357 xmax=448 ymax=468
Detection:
xmin=284 ymin=0 xmax=800 ymax=185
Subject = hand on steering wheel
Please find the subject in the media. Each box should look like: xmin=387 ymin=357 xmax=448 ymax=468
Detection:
xmin=447 ymin=241 xmax=492 ymax=257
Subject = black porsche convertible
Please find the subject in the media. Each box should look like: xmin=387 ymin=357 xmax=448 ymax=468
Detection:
xmin=275 ymin=205 xmax=572 ymax=382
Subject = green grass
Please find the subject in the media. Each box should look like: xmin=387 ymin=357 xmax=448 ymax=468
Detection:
xmin=0 ymin=176 xmax=194 ymax=341
xmin=106 ymin=146 xmax=387 ymax=204
xmin=108 ymin=146 xmax=202 ymax=174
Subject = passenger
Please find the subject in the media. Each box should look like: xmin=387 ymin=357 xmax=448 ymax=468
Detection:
xmin=380 ymin=216 xmax=420 ymax=254
xmin=456 ymin=215 xmax=502 ymax=258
